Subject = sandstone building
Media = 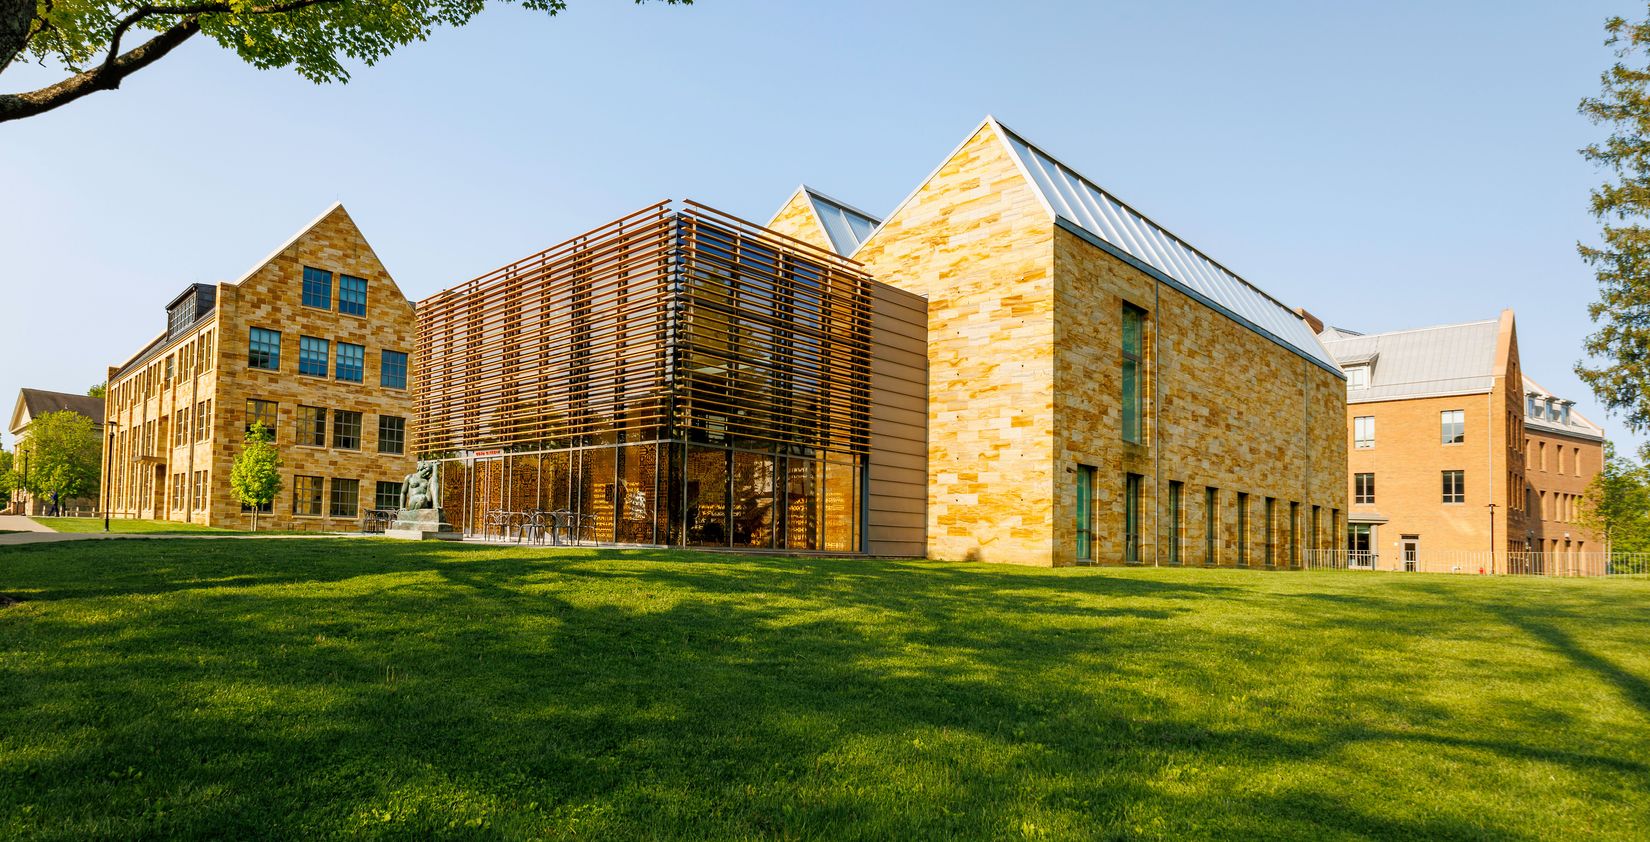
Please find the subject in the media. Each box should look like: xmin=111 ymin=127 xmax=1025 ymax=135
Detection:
xmin=1319 ymin=312 xmax=1604 ymax=573
xmin=102 ymin=204 xmax=416 ymax=529
xmin=7 ymin=388 xmax=105 ymax=515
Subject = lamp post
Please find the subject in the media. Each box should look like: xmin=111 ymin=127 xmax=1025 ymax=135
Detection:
xmin=102 ymin=421 xmax=117 ymax=532
xmin=1486 ymin=502 xmax=1498 ymax=575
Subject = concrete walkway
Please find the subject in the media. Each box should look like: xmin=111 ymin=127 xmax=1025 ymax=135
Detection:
xmin=0 ymin=519 xmax=372 ymax=548
xmin=0 ymin=515 xmax=54 ymax=534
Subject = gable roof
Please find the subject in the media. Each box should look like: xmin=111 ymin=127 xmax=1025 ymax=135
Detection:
xmin=10 ymin=389 xmax=105 ymax=435
xmin=1318 ymin=319 xmax=1501 ymax=403
xmin=1523 ymin=375 xmax=1606 ymax=442
xmin=768 ymin=185 xmax=880 ymax=257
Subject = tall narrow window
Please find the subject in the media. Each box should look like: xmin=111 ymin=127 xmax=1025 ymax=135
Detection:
xmin=1076 ymin=465 xmax=1095 ymax=561
xmin=302 ymin=266 xmax=332 ymax=309
xmin=1125 ymin=473 xmax=1142 ymax=562
xmin=1311 ymin=505 xmax=1321 ymax=556
xmin=1442 ymin=470 xmax=1465 ymax=504
xmin=1354 ymin=473 xmax=1375 ymax=504
xmin=1236 ymin=493 xmax=1249 ymax=566
xmin=381 ymin=350 xmax=409 ymax=390
xmin=248 ymin=327 xmax=281 ymax=370
xmin=339 ymin=275 xmax=368 ymax=316
xmin=336 ymin=342 xmax=365 ymax=383
xmin=1121 ymin=304 xmax=1145 ymax=443
xmin=1354 ymin=415 xmax=1375 ymax=449
xmin=1289 ymin=502 xmax=1300 ymax=568
xmin=299 ymin=336 xmax=329 ymax=377
xmin=1168 ymin=480 xmax=1183 ymax=565
xmin=1441 ymin=410 xmax=1465 ymax=444
xmin=1264 ymin=497 xmax=1277 ymax=567
xmin=1205 ymin=487 xmax=1219 ymax=565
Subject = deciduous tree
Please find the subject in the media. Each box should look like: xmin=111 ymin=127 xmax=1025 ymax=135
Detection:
xmin=0 ymin=0 xmax=687 ymax=124
xmin=230 ymin=421 xmax=281 ymax=531
xmin=15 ymin=410 xmax=101 ymax=505
xmin=1576 ymin=442 xmax=1650 ymax=555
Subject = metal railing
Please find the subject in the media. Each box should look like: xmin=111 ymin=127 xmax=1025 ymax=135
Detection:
xmin=1301 ymin=549 xmax=1650 ymax=578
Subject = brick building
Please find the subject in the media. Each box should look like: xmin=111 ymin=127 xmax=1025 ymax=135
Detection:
xmin=1319 ymin=312 xmax=1603 ymax=573
xmin=778 ymin=117 xmax=1348 ymax=566
xmin=102 ymin=204 xmax=416 ymax=529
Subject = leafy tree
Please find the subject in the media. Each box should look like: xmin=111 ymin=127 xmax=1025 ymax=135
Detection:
xmin=1576 ymin=441 xmax=1650 ymax=554
xmin=87 ymin=382 xmax=106 ymax=399
xmin=1578 ymin=8 xmax=1650 ymax=431
xmin=0 ymin=0 xmax=687 ymax=124
xmin=15 ymin=410 xmax=102 ymax=505
xmin=230 ymin=421 xmax=281 ymax=531
xmin=0 ymin=444 xmax=14 ymax=502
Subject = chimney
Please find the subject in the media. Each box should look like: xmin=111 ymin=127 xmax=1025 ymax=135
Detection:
xmin=1294 ymin=307 xmax=1325 ymax=334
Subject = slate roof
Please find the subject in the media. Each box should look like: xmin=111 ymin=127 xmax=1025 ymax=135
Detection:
xmin=1318 ymin=319 xmax=1500 ymax=403
xmin=10 ymin=388 xmax=105 ymax=435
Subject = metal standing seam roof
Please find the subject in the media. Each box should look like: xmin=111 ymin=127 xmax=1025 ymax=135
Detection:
xmin=800 ymin=186 xmax=881 ymax=257
xmin=981 ymin=117 xmax=1341 ymax=375
xmin=1522 ymin=375 xmax=1606 ymax=441
xmin=1318 ymin=319 xmax=1501 ymax=403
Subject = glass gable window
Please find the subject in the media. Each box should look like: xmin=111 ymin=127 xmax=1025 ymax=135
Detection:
xmin=1443 ymin=470 xmax=1465 ymax=504
xmin=336 ymin=342 xmax=365 ymax=383
xmin=381 ymin=350 xmax=408 ymax=390
xmin=248 ymin=327 xmax=281 ymax=370
xmin=302 ymin=266 xmax=332 ymax=309
xmin=293 ymin=475 xmax=323 ymax=516
xmin=330 ymin=478 xmax=360 ymax=517
xmin=378 ymin=415 xmax=405 ymax=454
xmin=1354 ymin=472 xmax=1375 ymax=504
xmin=1124 ymin=473 xmax=1142 ymax=562
xmin=299 ymin=336 xmax=329 ymax=377
xmin=1076 ymin=464 xmax=1095 ymax=561
xmin=333 ymin=410 xmax=362 ymax=450
xmin=1441 ymin=410 xmax=1465 ymax=444
xmin=339 ymin=275 xmax=367 ymax=316
xmin=1122 ymin=304 xmax=1145 ymax=443
xmin=1354 ymin=415 xmax=1375 ymax=449
xmin=297 ymin=405 xmax=326 ymax=447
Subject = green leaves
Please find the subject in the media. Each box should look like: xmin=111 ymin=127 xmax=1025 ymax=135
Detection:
xmin=13 ymin=410 xmax=102 ymax=502
xmin=229 ymin=420 xmax=281 ymax=530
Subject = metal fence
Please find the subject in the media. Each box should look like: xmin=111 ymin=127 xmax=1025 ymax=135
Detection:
xmin=1301 ymin=549 xmax=1650 ymax=578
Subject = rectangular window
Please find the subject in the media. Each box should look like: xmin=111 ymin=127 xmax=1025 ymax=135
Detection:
xmin=1076 ymin=464 xmax=1095 ymax=561
xmin=1168 ymin=480 xmax=1183 ymax=565
xmin=336 ymin=342 xmax=365 ymax=383
xmin=1236 ymin=493 xmax=1249 ymax=566
xmin=1121 ymin=304 xmax=1145 ymax=443
xmin=1311 ymin=505 xmax=1321 ymax=555
xmin=1289 ymin=502 xmax=1300 ymax=568
xmin=299 ymin=336 xmax=330 ymax=377
xmin=1348 ymin=523 xmax=1373 ymax=567
xmin=240 ymin=497 xmax=273 ymax=514
xmin=1124 ymin=473 xmax=1142 ymax=562
xmin=1346 ymin=366 xmax=1369 ymax=389
xmin=1443 ymin=469 xmax=1465 ymax=504
xmin=1354 ymin=472 xmax=1375 ymax=504
xmin=297 ymin=405 xmax=327 ymax=447
xmin=245 ymin=399 xmax=277 ymax=438
xmin=1441 ymin=409 xmax=1465 ymax=444
xmin=302 ymin=266 xmax=333 ymax=309
xmin=1205 ymin=487 xmax=1219 ymax=565
xmin=191 ymin=470 xmax=208 ymax=511
xmin=248 ymin=327 xmax=281 ymax=370
xmin=378 ymin=415 xmax=405 ymax=455
xmin=330 ymin=478 xmax=360 ymax=518
xmin=339 ymin=274 xmax=368 ymax=317
xmin=1353 ymin=415 xmax=1375 ymax=449
xmin=333 ymin=410 xmax=362 ymax=450
xmin=375 ymin=481 xmax=403 ymax=511
xmin=195 ymin=399 xmax=212 ymax=441
xmin=294 ymin=475 xmax=324 ymax=516
xmin=381 ymin=349 xmax=409 ymax=390
xmin=1264 ymin=497 xmax=1277 ymax=567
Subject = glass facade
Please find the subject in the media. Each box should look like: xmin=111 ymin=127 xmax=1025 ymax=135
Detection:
xmin=417 ymin=203 xmax=872 ymax=551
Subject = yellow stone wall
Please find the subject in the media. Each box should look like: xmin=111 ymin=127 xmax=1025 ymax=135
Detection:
xmin=765 ymin=189 xmax=834 ymax=253
xmin=104 ymin=205 xmax=416 ymax=530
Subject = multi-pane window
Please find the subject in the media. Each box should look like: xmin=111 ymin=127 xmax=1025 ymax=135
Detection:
xmin=299 ymin=336 xmax=329 ymax=377
xmin=1353 ymin=415 xmax=1375 ymax=449
xmin=375 ymin=481 xmax=403 ymax=511
xmin=245 ymin=399 xmax=277 ymax=438
xmin=381 ymin=350 xmax=409 ymax=390
xmin=1076 ymin=464 xmax=1095 ymax=561
xmin=333 ymin=410 xmax=362 ymax=450
xmin=293 ymin=475 xmax=324 ymax=516
xmin=241 ymin=497 xmax=273 ymax=514
xmin=330 ymin=478 xmax=360 ymax=518
xmin=297 ymin=405 xmax=327 ymax=447
xmin=1354 ymin=472 xmax=1375 ymax=504
xmin=248 ymin=327 xmax=281 ymax=370
xmin=1121 ymin=304 xmax=1145 ymax=443
xmin=1441 ymin=410 xmax=1465 ymax=444
xmin=1442 ymin=470 xmax=1465 ymax=504
xmin=1124 ymin=473 xmax=1142 ymax=562
xmin=1346 ymin=366 xmax=1369 ymax=389
xmin=191 ymin=470 xmax=208 ymax=511
xmin=195 ymin=399 xmax=212 ymax=441
xmin=1236 ymin=493 xmax=1249 ymax=566
xmin=378 ymin=415 xmax=405 ymax=455
xmin=1205 ymin=487 xmax=1219 ymax=565
xmin=339 ymin=275 xmax=368 ymax=316
xmin=336 ymin=342 xmax=365 ymax=383
xmin=302 ymin=266 xmax=333 ymax=309
xmin=1168 ymin=480 xmax=1183 ymax=565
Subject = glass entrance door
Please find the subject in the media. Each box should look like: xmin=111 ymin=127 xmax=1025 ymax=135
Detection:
xmin=1401 ymin=537 xmax=1419 ymax=572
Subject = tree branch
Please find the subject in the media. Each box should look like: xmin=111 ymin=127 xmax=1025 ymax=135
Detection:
xmin=0 ymin=0 xmax=33 ymax=74
xmin=0 ymin=18 xmax=200 ymax=124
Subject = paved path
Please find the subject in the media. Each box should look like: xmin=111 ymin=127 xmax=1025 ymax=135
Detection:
xmin=0 ymin=515 xmax=54 ymax=534
xmin=0 ymin=523 xmax=370 ymax=548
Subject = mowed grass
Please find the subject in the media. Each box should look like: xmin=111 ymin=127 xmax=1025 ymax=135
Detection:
xmin=1 ymin=542 xmax=1648 ymax=840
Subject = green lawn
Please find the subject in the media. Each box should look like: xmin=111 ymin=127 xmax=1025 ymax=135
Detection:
xmin=1 ymin=542 xmax=1647 ymax=840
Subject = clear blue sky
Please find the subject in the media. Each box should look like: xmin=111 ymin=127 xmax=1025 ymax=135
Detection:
xmin=0 ymin=0 xmax=1636 ymax=451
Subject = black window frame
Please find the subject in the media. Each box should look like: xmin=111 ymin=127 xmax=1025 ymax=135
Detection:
xmin=333 ymin=410 xmax=362 ymax=450
xmin=298 ymin=335 xmax=329 ymax=378
xmin=330 ymin=478 xmax=360 ymax=518
xmin=248 ymin=327 xmax=281 ymax=371
xmin=336 ymin=342 xmax=365 ymax=383
xmin=302 ymin=266 xmax=333 ymax=310
xmin=377 ymin=415 xmax=405 ymax=455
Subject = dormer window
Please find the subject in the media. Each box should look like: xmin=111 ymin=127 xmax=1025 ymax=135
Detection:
xmin=1545 ymin=397 xmax=1558 ymax=421
xmin=1345 ymin=365 xmax=1369 ymax=389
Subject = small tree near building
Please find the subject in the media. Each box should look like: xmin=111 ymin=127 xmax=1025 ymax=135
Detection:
xmin=87 ymin=382 xmax=107 ymax=399
xmin=16 ymin=410 xmax=102 ymax=508
xmin=0 ymin=445 xmax=14 ymax=503
xmin=1576 ymin=442 xmax=1650 ymax=555
xmin=230 ymin=422 xmax=281 ymax=532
